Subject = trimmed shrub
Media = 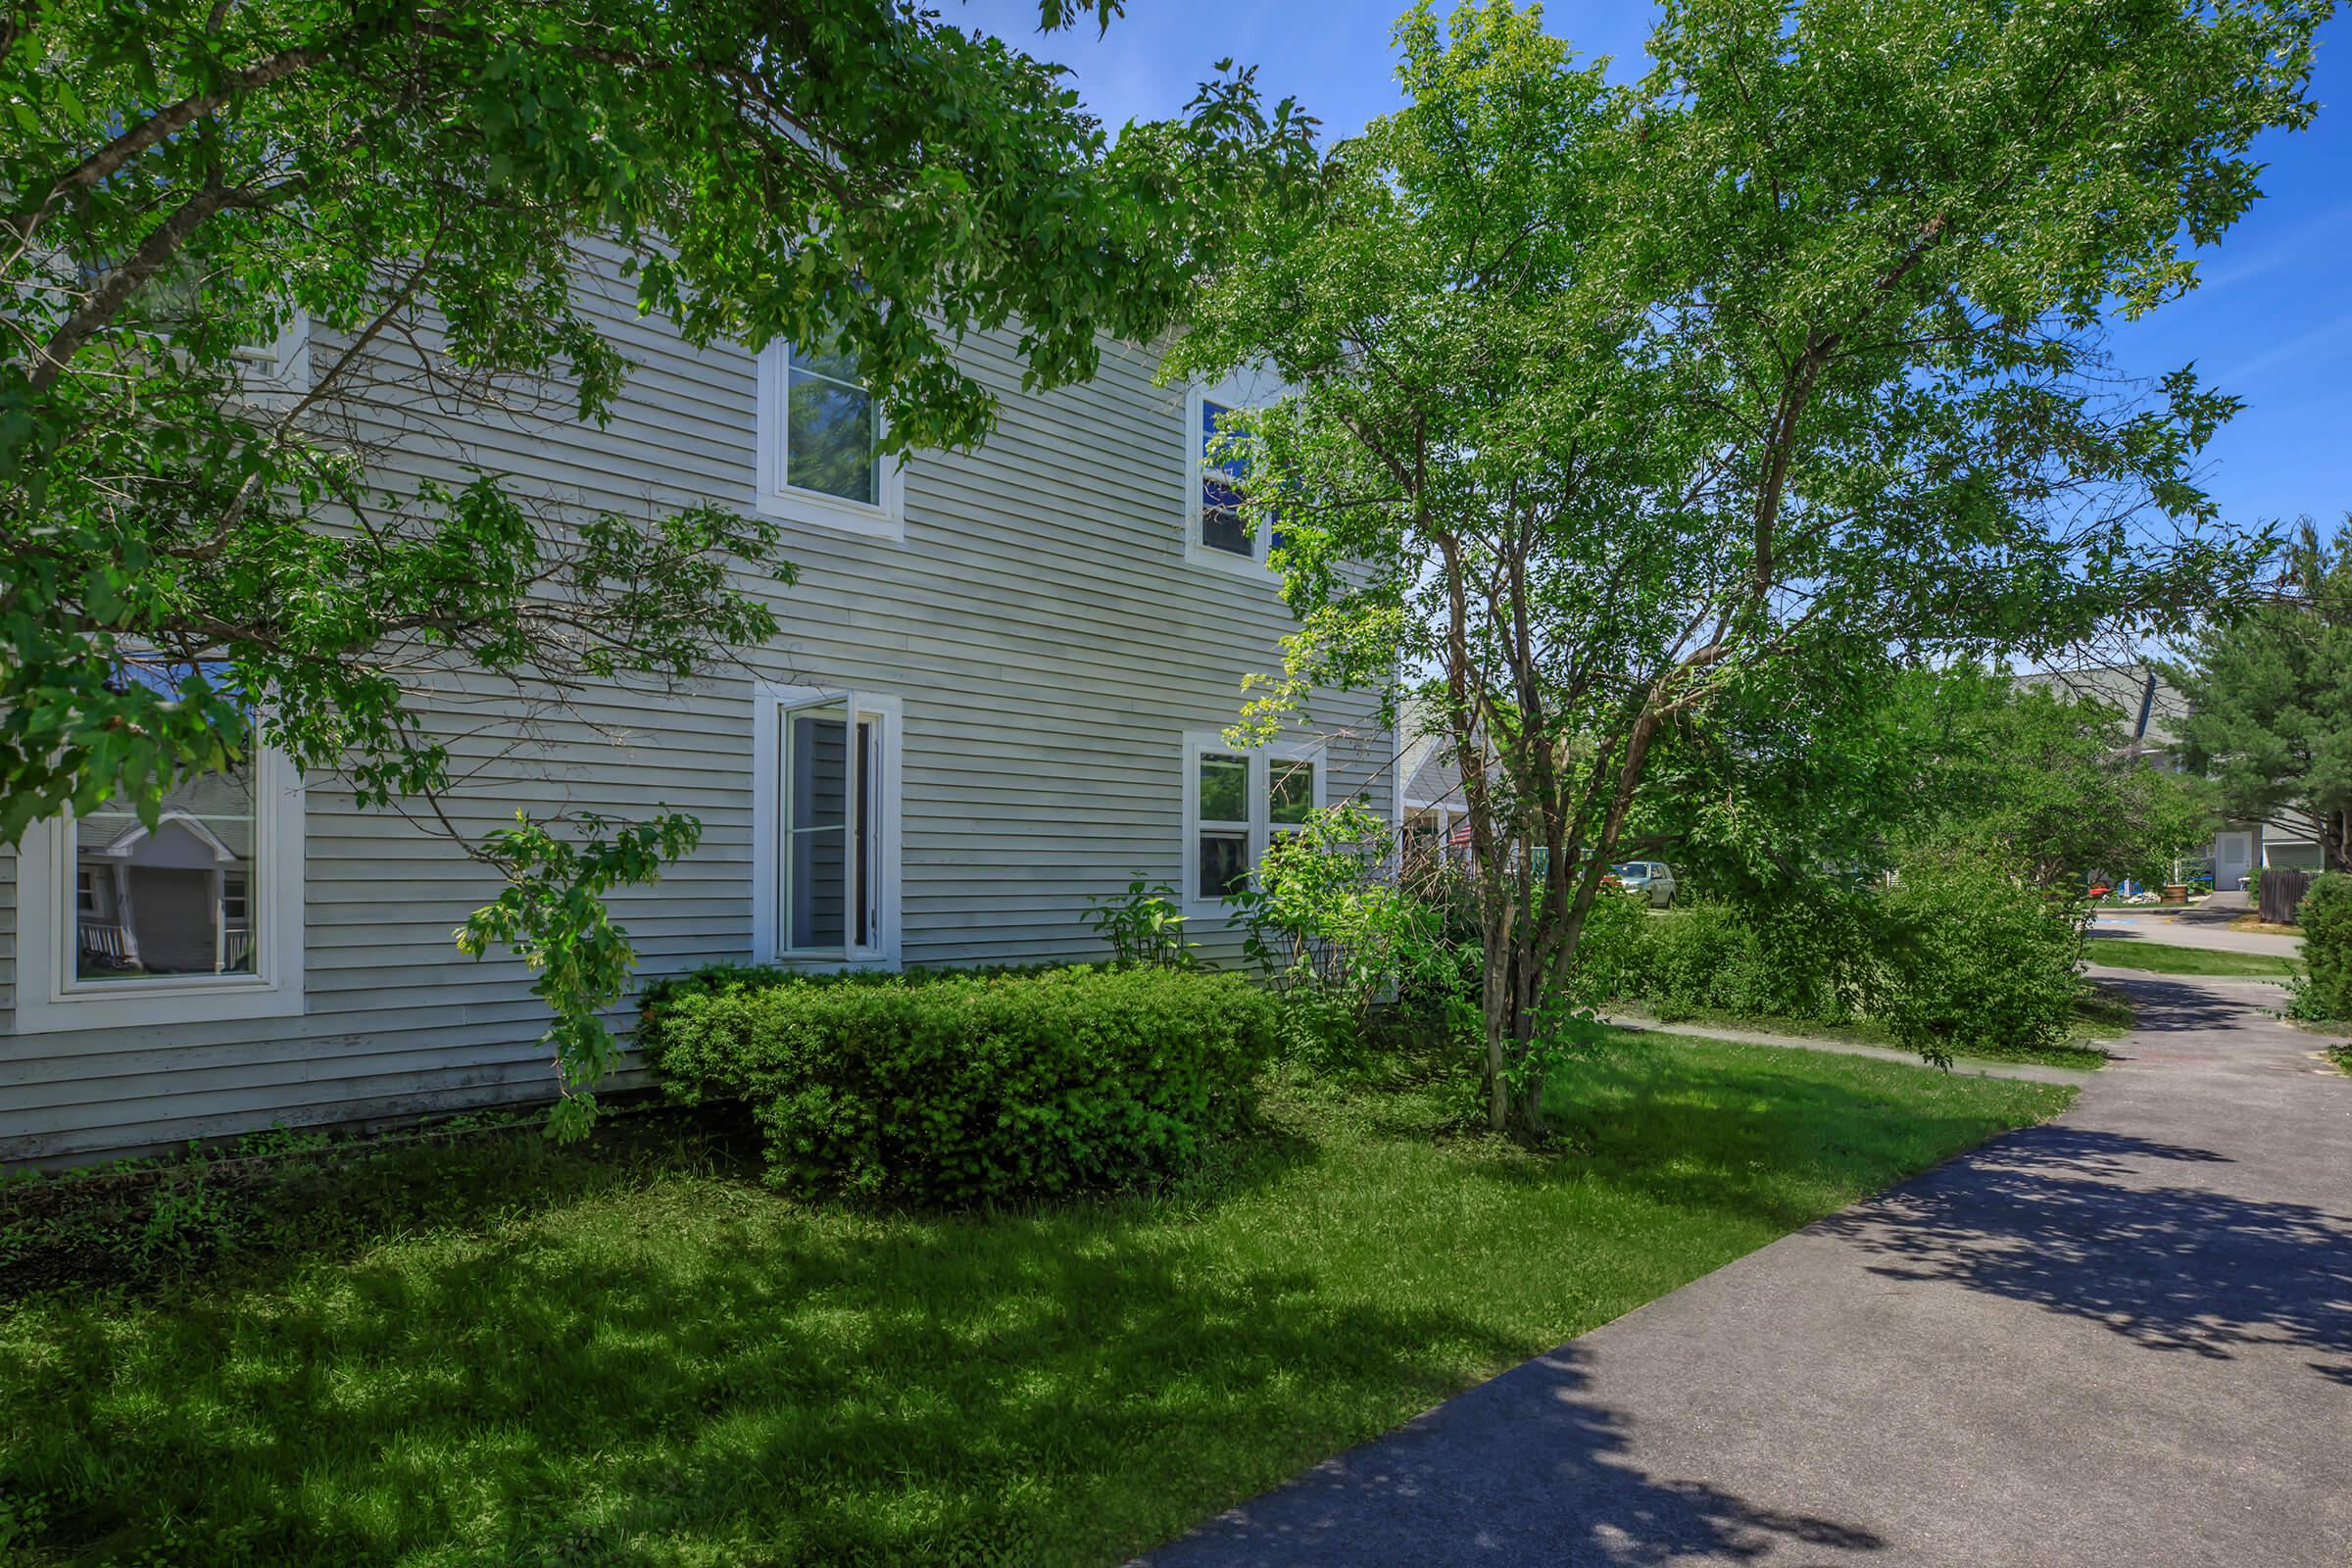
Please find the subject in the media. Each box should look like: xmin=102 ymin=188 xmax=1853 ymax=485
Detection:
xmin=1878 ymin=853 xmax=2082 ymax=1065
xmin=2290 ymin=873 xmax=2352 ymax=1022
xmin=640 ymin=965 xmax=1279 ymax=1203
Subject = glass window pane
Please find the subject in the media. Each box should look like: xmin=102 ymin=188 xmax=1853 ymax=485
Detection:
xmin=854 ymin=718 xmax=875 ymax=951
xmin=1269 ymin=760 xmax=1316 ymax=825
xmin=1199 ymin=832 xmax=1249 ymax=900
xmin=786 ymin=710 xmax=849 ymax=951
xmin=1201 ymin=400 xmax=1244 ymax=477
xmin=794 ymin=339 xmax=862 ymax=386
xmin=1198 ymin=754 xmax=1249 ymax=824
xmin=787 ymin=364 xmax=877 ymax=505
xmin=1201 ymin=503 xmax=1250 ymax=556
xmin=73 ymin=763 xmax=258 ymax=981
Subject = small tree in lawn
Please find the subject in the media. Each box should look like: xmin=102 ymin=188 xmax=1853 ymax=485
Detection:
xmin=1168 ymin=0 xmax=2321 ymax=1136
xmin=1 ymin=0 xmax=1313 ymax=1133
xmin=2169 ymin=517 xmax=2352 ymax=872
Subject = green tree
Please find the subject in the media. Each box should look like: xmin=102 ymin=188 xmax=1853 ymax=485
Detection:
xmin=1 ymin=0 xmax=1312 ymax=1131
xmin=1169 ymin=0 xmax=2320 ymax=1135
xmin=1644 ymin=667 xmax=2213 ymax=896
xmin=2170 ymin=518 xmax=2352 ymax=871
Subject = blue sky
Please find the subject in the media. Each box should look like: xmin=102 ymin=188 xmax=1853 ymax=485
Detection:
xmin=956 ymin=0 xmax=2352 ymax=538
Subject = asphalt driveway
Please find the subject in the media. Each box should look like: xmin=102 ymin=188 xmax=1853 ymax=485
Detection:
xmin=1142 ymin=972 xmax=2352 ymax=1567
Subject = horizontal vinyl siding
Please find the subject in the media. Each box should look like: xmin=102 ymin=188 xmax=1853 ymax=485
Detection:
xmin=0 ymin=251 xmax=1395 ymax=1166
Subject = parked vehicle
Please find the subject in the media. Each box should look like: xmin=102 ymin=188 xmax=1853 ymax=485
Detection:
xmin=1610 ymin=860 xmax=1679 ymax=907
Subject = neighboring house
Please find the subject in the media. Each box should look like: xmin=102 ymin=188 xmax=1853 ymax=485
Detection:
xmin=2020 ymin=662 xmax=2320 ymax=889
xmin=0 ymin=256 xmax=1394 ymax=1167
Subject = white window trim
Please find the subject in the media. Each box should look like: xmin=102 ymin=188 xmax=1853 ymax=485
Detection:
xmin=230 ymin=309 xmax=312 ymax=410
xmin=751 ymin=681 xmax=904 ymax=969
xmin=1180 ymin=731 xmax=1327 ymax=918
xmin=1182 ymin=376 xmax=1283 ymax=583
xmin=754 ymin=340 xmax=906 ymax=541
xmin=12 ymin=749 xmax=306 ymax=1034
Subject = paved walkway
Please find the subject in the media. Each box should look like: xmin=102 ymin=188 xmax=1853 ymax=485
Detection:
xmin=1598 ymin=1012 xmax=2098 ymax=1086
xmin=2090 ymin=897 xmax=2301 ymax=959
xmin=1144 ymin=972 xmax=2352 ymax=1567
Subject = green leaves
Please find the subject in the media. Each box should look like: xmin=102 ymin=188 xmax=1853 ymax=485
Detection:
xmin=457 ymin=809 xmax=706 ymax=1137
xmin=2169 ymin=516 xmax=2352 ymax=871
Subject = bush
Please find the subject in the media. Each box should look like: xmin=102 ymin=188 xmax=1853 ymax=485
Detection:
xmin=2290 ymin=873 xmax=2352 ymax=1022
xmin=1878 ymin=853 xmax=2083 ymax=1065
xmin=640 ymin=965 xmax=1279 ymax=1203
xmin=1223 ymin=804 xmax=1460 ymax=1072
xmin=1602 ymin=892 xmax=1875 ymax=1025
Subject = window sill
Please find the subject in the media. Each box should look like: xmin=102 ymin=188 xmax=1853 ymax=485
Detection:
xmin=1183 ymin=540 xmax=1280 ymax=583
xmin=13 ymin=974 xmax=305 ymax=1035
xmin=754 ymin=486 xmax=906 ymax=542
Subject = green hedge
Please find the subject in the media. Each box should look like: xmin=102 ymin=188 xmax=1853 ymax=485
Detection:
xmin=640 ymin=965 xmax=1279 ymax=1203
xmin=2292 ymin=873 xmax=2352 ymax=1022
xmin=1591 ymin=856 xmax=2082 ymax=1063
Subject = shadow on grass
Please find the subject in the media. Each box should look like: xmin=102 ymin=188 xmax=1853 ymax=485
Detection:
xmin=1816 ymin=1124 xmax=2352 ymax=1371
xmin=0 ymin=1049 xmax=2061 ymax=1567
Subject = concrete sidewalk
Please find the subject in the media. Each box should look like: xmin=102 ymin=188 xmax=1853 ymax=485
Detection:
xmin=1143 ymin=971 xmax=2352 ymax=1568
xmin=1598 ymin=1011 xmax=2100 ymax=1086
xmin=2090 ymin=902 xmax=2301 ymax=959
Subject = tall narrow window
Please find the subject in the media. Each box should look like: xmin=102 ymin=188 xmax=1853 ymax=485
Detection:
xmin=1269 ymin=758 xmax=1317 ymax=839
xmin=784 ymin=344 xmax=878 ymax=505
xmin=1200 ymin=398 xmax=1250 ymax=557
xmin=780 ymin=702 xmax=882 ymax=955
xmin=1186 ymin=381 xmax=1284 ymax=574
xmin=754 ymin=684 xmax=902 ymax=967
xmin=755 ymin=340 xmax=906 ymax=538
xmin=1197 ymin=750 xmax=1251 ymax=899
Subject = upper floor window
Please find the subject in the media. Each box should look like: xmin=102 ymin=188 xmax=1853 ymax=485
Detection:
xmin=755 ymin=339 xmax=906 ymax=541
xmin=229 ymin=309 xmax=311 ymax=411
xmin=1185 ymin=378 xmax=1283 ymax=579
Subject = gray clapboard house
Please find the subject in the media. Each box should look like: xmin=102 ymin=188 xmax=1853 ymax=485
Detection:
xmin=0 ymin=258 xmax=1395 ymax=1167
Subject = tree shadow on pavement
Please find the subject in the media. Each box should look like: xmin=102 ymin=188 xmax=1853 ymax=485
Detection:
xmin=1146 ymin=1344 xmax=1886 ymax=1567
xmin=1816 ymin=1125 xmax=2352 ymax=1368
xmin=2093 ymin=974 xmax=2268 ymax=1036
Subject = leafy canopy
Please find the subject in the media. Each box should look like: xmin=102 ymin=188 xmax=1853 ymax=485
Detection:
xmin=1168 ymin=0 xmax=2324 ymax=1131
xmin=1643 ymin=665 xmax=2216 ymax=897
xmin=2168 ymin=518 xmax=2352 ymax=870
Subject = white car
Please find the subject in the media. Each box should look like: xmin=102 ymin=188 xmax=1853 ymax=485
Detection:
xmin=1610 ymin=860 xmax=1679 ymax=907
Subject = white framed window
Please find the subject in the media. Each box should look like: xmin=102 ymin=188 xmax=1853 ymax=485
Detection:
xmin=230 ymin=308 xmax=312 ymax=409
xmin=755 ymin=339 xmax=906 ymax=541
xmin=751 ymin=682 xmax=903 ymax=967
xmin=1183 ymin=373 xmax=1285 ymax=580
xmin=12 ymin=748 xmax=307 ymax=1034
xmin=1181 ymin=732 xmax=1326 ymax=913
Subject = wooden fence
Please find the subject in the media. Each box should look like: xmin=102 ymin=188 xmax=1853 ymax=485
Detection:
xmin=2258 ymin=868 xmax=2314 ymax=926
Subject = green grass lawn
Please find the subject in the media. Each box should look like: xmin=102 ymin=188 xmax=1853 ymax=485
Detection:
xmin=0 ymin=1037 xmax=2070 ymax=1567
xmin=2082 ymin=936 xmax=2301 ymax=978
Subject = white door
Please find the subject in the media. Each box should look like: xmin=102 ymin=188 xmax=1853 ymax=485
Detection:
xmin=2215 ymin=831 xmax=2253 ymax=891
